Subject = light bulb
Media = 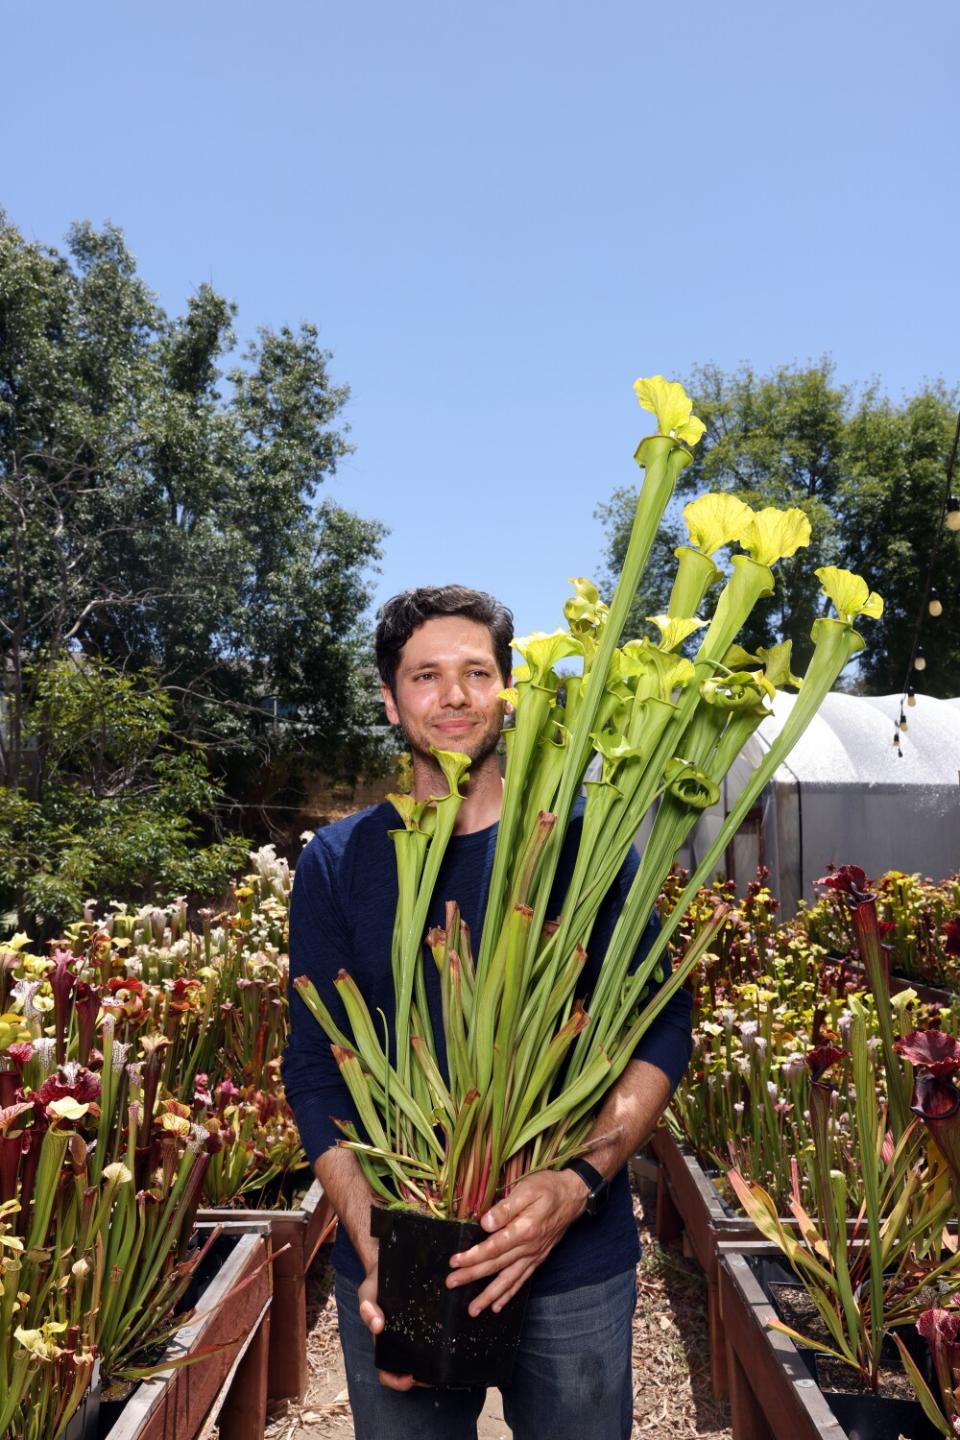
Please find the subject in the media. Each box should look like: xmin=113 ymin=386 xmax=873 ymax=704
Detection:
xmin=929 ymin=588 xmax=943 ymax=617
xmin=899 ymin=714 xmax=908 ymax=732
xmin=947 ymin=496 xmax=960 ymax=532
xmin=907 ymin=687 xmax=917 ymax=707
xmin=914 ymin=648 xmax=927 ymax=672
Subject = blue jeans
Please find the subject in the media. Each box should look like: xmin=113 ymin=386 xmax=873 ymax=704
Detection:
xmin=335 ymin=1268 xmax=636 ymax=1440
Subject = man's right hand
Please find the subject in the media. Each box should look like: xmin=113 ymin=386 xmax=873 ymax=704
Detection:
xmin=314 ymin=1151 xmax=416 ymax=1390
xmin=314 ymin=1150 xmax=428 ymax=1391
xmin=358 ymin=1263 xmax=421 ymax=1392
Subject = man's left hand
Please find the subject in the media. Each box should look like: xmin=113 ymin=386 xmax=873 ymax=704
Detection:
xmin=446 ymin=1169 xmax=587 ymax=1316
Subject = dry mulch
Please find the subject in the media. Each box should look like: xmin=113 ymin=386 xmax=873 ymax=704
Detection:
xmin=631 ymin=1216 xmax=732 ymax=1438
xmin=264 ymin=1182 xmax=733 ymax=1440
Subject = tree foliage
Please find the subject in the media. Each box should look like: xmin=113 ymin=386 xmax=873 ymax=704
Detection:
xmin=0 ymin=657 xmax=248 ymax=931
xmin=597 ymin=361 xmax=960 ymax=693
xmin=0 ymin=213 xmax=388 ymax=925
xmin=0 ymin=214 xmax=386 ymax=786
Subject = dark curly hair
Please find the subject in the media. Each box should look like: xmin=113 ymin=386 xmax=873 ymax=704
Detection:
xmin=375 ymin=585 xmax=514 ymax=695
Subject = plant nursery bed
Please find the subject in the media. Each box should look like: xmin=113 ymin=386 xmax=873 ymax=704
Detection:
xmin=196 ymin=1177 xmax=335 ymax=1402
xmin=719 ymin=1250 xmax=941 ymax=1440
xmin=838 ymin=958 xmax=957 ymax=1007
xmin=650 ymin=1127 xmax=939 ymax=1403
xmin=98 ymin=1226 xmax=273 ymax=1440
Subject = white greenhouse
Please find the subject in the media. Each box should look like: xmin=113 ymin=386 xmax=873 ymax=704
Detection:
xmin=663 ymin=692 xmax=960 ymax=917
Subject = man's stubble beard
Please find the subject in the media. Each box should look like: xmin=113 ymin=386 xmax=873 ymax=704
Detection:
xmin=400 ymin=714 xmax=504 ymax=776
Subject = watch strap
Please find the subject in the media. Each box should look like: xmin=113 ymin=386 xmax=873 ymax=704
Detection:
xmin=562 ymin=1157 xmax=610 ymax=1216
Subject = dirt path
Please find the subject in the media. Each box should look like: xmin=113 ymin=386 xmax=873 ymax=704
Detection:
xmin=264 ymin=1184 xmax=733 ymax=1440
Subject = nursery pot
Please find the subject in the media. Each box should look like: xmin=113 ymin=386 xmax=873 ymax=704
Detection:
xmin=744 ymin=1256 xmax=939 ymax=1440
xmin=64 ymin=1360 xmax=101 ymax=1440
xmin=760 ymin=1261 xmax=940 ymax=1440
xmin=815 ymin=1368 xmax=942 ymax=1440
xmin=371 ymin=1205 xmax=530 ymax=1388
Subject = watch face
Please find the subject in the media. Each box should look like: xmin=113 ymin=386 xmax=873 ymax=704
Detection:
xmin=586 ymin=1179 xmax=610 ymax=1217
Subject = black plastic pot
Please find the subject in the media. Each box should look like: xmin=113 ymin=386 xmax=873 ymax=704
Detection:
xmin=761 ymin=1261 xmax=941 ymax=1440
xmin=820 ymin=1383 xmax=942 ymax=1440
xmin=64 ymin=1361 xmax=101 ymax=1440
xmin=371 ymin=1205 xmax=530 ymax=1388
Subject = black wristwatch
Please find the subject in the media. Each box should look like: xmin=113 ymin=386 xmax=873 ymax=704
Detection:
xmin=562 ymin=1158 xmax=610 ymax=1217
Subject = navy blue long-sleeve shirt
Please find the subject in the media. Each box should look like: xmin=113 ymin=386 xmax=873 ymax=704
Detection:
xmin=282 ymin=800 xmax=692 ymax=1295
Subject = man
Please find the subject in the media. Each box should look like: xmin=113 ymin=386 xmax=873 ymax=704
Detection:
xmin=282 ymin=584 xmax=692 ymax=1440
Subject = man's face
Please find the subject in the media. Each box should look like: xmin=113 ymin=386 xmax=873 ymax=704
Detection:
xmin=382 ymin=616 xmax=507 ymax=768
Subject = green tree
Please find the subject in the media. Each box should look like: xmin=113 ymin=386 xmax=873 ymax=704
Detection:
xmin=0 ymin=657 xmax=248 ymax=931
xmin=0 ymin=214 xmax=386 ymax=819
xmin=841 ymin=388 xmax=959 ymax=694
xmin=596 ymin=361 xmax=960 ymax=692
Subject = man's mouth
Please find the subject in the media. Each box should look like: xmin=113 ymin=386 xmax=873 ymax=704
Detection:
xmin=433 ymin=719 xmax=476 ymax=734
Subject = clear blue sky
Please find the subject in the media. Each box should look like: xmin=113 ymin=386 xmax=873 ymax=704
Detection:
xmin=6 ymin=0 xmax=958 ymax=640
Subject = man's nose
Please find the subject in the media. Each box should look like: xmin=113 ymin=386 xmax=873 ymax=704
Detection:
xmin=439 ymin=675 xmax=468 ymax=707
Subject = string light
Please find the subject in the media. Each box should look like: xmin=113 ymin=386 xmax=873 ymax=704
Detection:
xmin=913 ymin=645 xmax=927 ymax=672
xmin=907 ymin=685 xmax=917 ymax=707
xmin=947 ymin=495 xmax=960 ymax=532
xmin=899 ymin=710 xmax=908 ymax=731
xmin=928 ymin=587 xmax=943 ymax=617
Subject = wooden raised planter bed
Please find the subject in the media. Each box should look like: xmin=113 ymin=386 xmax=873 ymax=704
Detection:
xmin=719 ymin=1250 xmax=850 ymax=1440
xmin=102 ymin=1226 xmax=273 ymax=1440
xmin=719 ymin=1250 xmax=942 ymax=1440
xmin=654 ymin=1125 xmax=957 ymax=1411
xmin=651 ymin=1129 xmax=869 ymax=1398
xmin=196 ymin=1176 xmax=336 ymax=1402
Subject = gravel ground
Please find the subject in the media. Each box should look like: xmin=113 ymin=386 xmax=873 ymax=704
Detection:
xmin=263 ymin=1183 xmax=733 ymax=1440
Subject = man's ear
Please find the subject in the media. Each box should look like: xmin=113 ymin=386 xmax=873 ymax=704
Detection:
xmin=382 ymin=681 xmax=400 ymax=726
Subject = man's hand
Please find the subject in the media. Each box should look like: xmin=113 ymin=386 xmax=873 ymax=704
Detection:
xmin=357 ymin=1261 xmax=425 ymax=1391
xmin=446 ymin=1170 xmax=586 ymax=1316
xmin=316 ymin=1149 xmax=424 ymax=1391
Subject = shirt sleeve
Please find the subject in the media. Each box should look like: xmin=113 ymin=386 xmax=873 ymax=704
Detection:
xmin=585 ymin=844 xmax=693 ymax=1094
xmin=281 ymin=838 xmax=362 ymax=1164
